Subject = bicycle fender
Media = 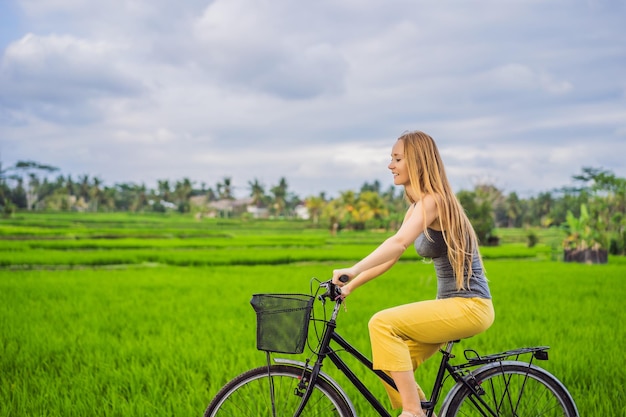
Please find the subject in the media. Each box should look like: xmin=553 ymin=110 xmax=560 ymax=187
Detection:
xmin=273 ymin=357 xmax=358 ymax=415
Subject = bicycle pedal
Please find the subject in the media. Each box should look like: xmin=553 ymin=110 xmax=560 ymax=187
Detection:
xmin=420 ymin=401 xmax=433 ymax=410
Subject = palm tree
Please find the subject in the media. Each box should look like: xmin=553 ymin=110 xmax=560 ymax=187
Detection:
xmin=157 ymin=179 xmax=172 ymax=203
xmin=131 ymin=183 xmax=148 ymax=212
xmin=505 ymin=192 xmax=522 ymax=228
xmin=12 ymin=178 xmax=28 ymax=209
xmin=356 ymin=191 xmax=389 ymax=229
xmin=322 ymin=198 xmax=347 ymax=235
xmin=174 ymin=178 xmax=193 ymax=212
xmin=270 ymin=177 xmax=288 ymax=217
xmin=217 ymin=177 xmax=234 ymax=200
xmin=66 ymin=175 xmax=76 ymax=199
xmin=78 ymin=174 xmax=91 ymax=204
xmin=305 ymin=193 xmax=326 ymax=226
xmin=6 ymin=161 xmax=59 ymax=210
xmin=457 ymin=189 xmax=495 ymax=244
xmin=337 ymin=190 xmax=357 ymax=229
xmin=101 ymin=186 xmax=116 ymax=211
xmin=26 ymin=173 xmax=40 ymax=210
xmin=89 ymin=177 xmax=103 ymax=212
xmin=248 ymin=178 xmax=266 ymax=207
xmin=360 ymin=180 xmax=382 ymax=194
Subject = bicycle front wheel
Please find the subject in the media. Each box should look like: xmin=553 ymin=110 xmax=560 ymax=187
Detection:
xmin=204 ymin=364 xmax=353 ymax=417
xmin=441 ymin=361 xmax=579 ymax=417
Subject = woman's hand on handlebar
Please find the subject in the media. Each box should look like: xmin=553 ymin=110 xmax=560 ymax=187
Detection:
xmin=331 ymin=268 xmax=356 ymax=300
xmin=336 ymin=284 xmax=352 ymax=300
xmin=331 ymin=268 xmax=355 ymax=286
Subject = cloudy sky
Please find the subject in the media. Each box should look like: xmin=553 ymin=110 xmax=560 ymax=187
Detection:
xmin=1 ymin=0 xmax=625 ymax=199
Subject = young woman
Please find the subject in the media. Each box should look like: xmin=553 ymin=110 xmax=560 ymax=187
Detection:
xmin=331 ymin=131 xmax=494 ymax=417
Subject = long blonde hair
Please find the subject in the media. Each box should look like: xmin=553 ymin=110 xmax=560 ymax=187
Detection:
xmin=399 ymin=131 xmax=483 ymax=290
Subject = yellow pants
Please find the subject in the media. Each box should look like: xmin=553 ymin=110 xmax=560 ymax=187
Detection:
xmin=368 ymin=297 xmax=495 ymax=409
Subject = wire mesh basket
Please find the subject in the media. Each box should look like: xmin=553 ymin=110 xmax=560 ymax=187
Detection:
xmin=250 ymin=293 xmax=315 ymax=354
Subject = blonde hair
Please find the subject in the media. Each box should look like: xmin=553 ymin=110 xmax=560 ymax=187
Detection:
xmin=398 ymin=131 xmax=483 ymax=290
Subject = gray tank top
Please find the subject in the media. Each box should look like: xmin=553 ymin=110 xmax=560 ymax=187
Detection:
xmin=414 ymin=229 xmax=491 ymax=299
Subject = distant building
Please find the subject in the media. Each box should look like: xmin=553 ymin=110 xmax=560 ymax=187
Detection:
xmin=190 ymin=196 xmax=310 ymax=220
xmin=294 ymin=204 xmax=310 ymax=220
xmin=246 ymin=204 xmax=270 ymax=219
xmin=207 ymin=197 xmax=255 ymax=218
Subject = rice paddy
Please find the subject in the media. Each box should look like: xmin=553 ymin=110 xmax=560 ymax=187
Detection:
xmin=1 ymin=212 xmax=623 ymax=416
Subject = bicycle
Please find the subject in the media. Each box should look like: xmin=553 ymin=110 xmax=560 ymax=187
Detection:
xmin=204 ymin=278 xmax=579 ymax=416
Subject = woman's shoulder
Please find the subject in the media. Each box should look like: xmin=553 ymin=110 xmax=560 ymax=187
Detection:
xmin=419 ymin=193 xmax=444 ymax=231
xmin=412 ymin=193 xmax=441 ymax=213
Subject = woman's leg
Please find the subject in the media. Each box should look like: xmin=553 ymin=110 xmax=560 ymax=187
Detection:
xmin=391 ymin=370 xmax=426 ymax=416
xmin=377 ymin=343 xmax=440 ymax=410
xmin=369 ymin=297 xmax=494 ymax=411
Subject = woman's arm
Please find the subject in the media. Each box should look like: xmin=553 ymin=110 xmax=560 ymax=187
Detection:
xmin=332 ymin=194 xmax=439 ymax=287
xmin=337 ymin=258 xmax=396 ymax=298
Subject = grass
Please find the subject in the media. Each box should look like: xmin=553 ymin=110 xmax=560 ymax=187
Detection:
xmin=1 ymin=212 xmax=624 ymax=416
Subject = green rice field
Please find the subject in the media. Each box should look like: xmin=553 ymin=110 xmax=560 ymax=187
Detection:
xmin=1 ymin=212 xmax=624 ymax=416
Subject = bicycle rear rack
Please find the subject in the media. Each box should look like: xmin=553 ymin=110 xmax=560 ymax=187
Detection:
xmin=462 ymin=346 xmax=550 ymax=367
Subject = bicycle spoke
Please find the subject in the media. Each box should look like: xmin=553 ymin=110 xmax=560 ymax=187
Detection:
xmin=204 ymin=365 xmax=351 ymax=416
xmin=444 ymin=363 xmax=577 ymax=417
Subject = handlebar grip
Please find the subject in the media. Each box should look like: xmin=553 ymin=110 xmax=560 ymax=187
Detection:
xmin=339 ymin=274 xmax=349 ymax=283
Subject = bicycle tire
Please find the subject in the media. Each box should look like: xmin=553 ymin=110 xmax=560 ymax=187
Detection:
xmin=440 ymin=361 xmax=579 ymax=417
xmin=204 ymin=364 xmax=354 ymax=417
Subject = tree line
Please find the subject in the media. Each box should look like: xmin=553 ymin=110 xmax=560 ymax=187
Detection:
xmin=1 ymin=161 xmax=624 ymax=254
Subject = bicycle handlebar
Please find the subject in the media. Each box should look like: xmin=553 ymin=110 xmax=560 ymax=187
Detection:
xmin=318 ymin=275 xmax=349 ymax=302
xmin=319 ymin=280 xmax=341 ymax=301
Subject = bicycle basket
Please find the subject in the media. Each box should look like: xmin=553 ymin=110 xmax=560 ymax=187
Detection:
xmin=250 ymin=293 xmax=315 ymax=354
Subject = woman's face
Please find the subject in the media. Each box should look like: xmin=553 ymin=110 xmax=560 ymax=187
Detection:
xmin=388 ymin=140 xmax=410 ymax=187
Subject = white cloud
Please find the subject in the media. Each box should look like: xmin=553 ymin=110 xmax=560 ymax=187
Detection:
xmin=0 ymin=33 xmax=143 ymax=123
xmin=0 ymin=0 xmax=624 ymax=198
xmin=478 ymin=64 xmax=573 ymax=95
xmin=191 ymin=0 xmax=349 ymax=99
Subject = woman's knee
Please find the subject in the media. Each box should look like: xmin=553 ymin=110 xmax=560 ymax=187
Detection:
xmin=368 ymin=310 xmax=391 ymax=335
xmin=368 ymin=312 xmax=381 ymax=331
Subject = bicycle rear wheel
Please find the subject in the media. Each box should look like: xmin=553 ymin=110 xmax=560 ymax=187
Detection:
xmin=441 ymin=361 xmax=579 ymax=417
xmin=204 ymin=364 xmax=353 ymax=417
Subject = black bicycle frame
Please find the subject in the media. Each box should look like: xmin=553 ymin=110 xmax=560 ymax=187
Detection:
xmin=290 ymin=299 xmax=500 ymax=417
xmin=292 ymin=300 xmax=458 ymax=417
xmin=326 ymin=329 xmax=396 ymax=416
